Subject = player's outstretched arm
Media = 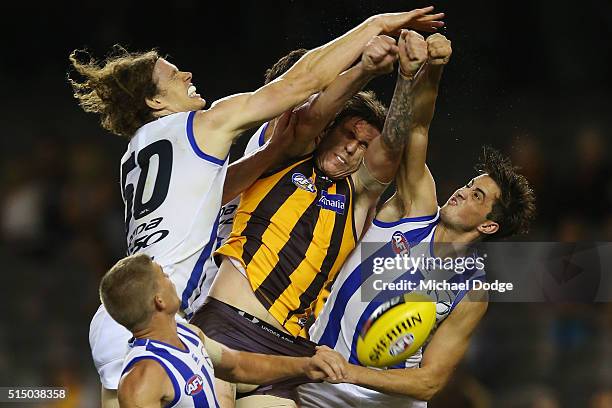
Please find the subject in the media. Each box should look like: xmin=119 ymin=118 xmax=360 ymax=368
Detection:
xmin=194 ymin=7 xmax=444 ymax=159
xmin=118 ymin=359 xmax=175 ymax=407
xmin=221 ymin=110 xmax=298 ymax=204
xmin=197 ymin=328 xmax=349 ymax=385
xmin=353 ymin=30 xmax=428 ymax=206
xmin=342 ymin=291 xmax=487 ymax=401
xmin=394 ymin=33 xmax=452 ymax=217
xmin=286 ymin=35 xmax=400 ymax=156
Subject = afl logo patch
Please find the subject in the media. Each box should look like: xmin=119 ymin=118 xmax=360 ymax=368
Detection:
xmin=389 ymin=333 xmax=415 ymax=357
xmin=292 ymin=173 xmax=316 ymax=193
xmin=185 ymin=374 xmax=204 ymax=396
xmin=391 ymin=231 xmax=410 ymax=255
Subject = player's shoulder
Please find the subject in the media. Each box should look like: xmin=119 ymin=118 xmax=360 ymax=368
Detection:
xmin=119 ymin=358 xmax=169 ymax=403
xmin=180 ymin=322 xmax=206 ymax=342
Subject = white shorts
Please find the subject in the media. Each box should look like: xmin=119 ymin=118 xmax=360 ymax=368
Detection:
xmin=298 ymin=381 xmax=426 ymax=408
xmin=89 ymin=304 xmax=132 ymax=390
xmin=89 ymin=304 xmax=190 ymax=389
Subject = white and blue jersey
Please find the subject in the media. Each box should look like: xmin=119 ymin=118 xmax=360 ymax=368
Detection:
xmin=91 ymin=111 xmax=231 ymax=391
xmin=121 ymin=324 xmax=219 ymax=408
xmin=120 ymin=111 xmax=229 ymax=317
xmin=299 ymin=209 xmax=486 ymax=407
xmin=192 ymin=122 xmax=269 ymax=313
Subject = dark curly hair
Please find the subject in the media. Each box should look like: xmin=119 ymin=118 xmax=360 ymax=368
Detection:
xmin=264 ymin=49 xmax=308 ymax=85
xmin=68 ymin=45 xmax=161 ymax=139
xmin=476 ymin=146 xmax=536 ymax=240
xmin=326 ymin=90 xmax=387 ymax=134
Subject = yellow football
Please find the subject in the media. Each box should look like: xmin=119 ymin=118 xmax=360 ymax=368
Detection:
xmin=356 ymin=292 xmax=436 ymax=368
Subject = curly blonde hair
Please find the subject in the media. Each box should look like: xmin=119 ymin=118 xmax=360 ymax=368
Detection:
xmin=68 ymin=46 xmax=161 ymax=138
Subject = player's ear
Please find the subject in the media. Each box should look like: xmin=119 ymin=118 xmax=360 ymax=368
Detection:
xmin=145 ymin=95 xmax=165 ymax=111
xmin=153 ymin=294 xmax=165 ymax=311
xmin=477 ymin=220 xmax=499 ymax=236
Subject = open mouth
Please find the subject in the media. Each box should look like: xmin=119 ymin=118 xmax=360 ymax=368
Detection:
xmin=187 ymin=84 xmax=198 ymax=97
xmin=335 ymin=154 xmax=347 ymax=165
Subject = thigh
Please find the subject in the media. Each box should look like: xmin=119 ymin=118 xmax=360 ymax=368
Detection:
xmin=235 ymin=395 xmax=297 ymax=408
xmin=214 ymin=378 xmax=236 ymax=408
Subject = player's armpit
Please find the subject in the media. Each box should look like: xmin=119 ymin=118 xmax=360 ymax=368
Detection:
xmin=118 ymin=359 xmax=174 ymax=408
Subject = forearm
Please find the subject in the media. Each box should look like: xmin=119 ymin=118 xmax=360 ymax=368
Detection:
xmin=228 ymin=353 xmax=308 ymax=385
xmin=221 ymin=144 xmax=282 ymax=205
xmin=286 ymin=18 xmax=383 ymax=91
xmin=300 ymin=63 xmax=374 ymax=131
xmin=382 ymin=71 xmax=415 ymax=151
xmin=348 ymin=364 xmax=443 ymax=401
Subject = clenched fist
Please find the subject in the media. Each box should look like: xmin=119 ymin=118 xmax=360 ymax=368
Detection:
xmin=426 ymin=33 xmax=452 ymax=65
xmin=362 ymin=35 xmax=399 ymax=76
xmin=398 ymin=30 xmax=428 ymax=78
xmin=304 ymin=345 xmax=349 ymax=382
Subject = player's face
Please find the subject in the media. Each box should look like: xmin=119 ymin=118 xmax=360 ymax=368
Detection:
xmin=316 ymin=117 xmax=380 ymax=180
xmin=440 ymin=174 xmax=501 ymax=236
xmin=151 ymin=58 xmax=206 ymax=113
xmin=153 ymin=262 xmax=181 ymax=314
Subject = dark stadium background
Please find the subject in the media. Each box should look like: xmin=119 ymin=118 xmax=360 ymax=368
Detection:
xmin=1 ymin=1 xmax=611 ymax=407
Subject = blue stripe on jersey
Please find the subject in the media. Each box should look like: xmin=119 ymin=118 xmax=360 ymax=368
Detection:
xmin=372 ymin=213 xmax=438 ymax=228
xmin=317 ymin=222 xmax=438 ymax=350
xmin=122 ymin=355 xmax=181 ymax=407
xmin=186 ymin=111 xmax=228 ymax=166
xmin=258 ymin=122 xmax=269 ymax=147
xmin=148 ymin=343 xmax=214 ymax=408
xmin=200 ymin=365 xmax=221 ymax=408
xmin=178 ymin=330 xmax=200 ymax=347
xmin=347 ymin=268 xmax=425 ymax=365
xmin=178 ymin=323 xmax=200 ymax=339
xmin=181 ymin=213 xmax=221 ymax=315
xmin=131 ymin=338 xmax=190 ymax=353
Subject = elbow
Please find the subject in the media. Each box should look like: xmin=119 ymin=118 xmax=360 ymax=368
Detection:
xmin=415 ymin=374 xmax=444 ymax=401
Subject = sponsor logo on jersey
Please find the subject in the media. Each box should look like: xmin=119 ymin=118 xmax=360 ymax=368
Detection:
xmin=391 ymin=231 xmax=410 ymax=255
xmin=292 ymin=173 xmax=316 ymax=193
xmin=316 ymin=191 xmax=346 ymax=214
xmin=185 ymin=374 xmax=204 ymax=396
xmin=389 ymin=333 xmax=415 ymax=357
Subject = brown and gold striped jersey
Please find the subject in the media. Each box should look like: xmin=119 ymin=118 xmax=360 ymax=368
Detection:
xmin=216 ymin=155 xmax=357 ymax=336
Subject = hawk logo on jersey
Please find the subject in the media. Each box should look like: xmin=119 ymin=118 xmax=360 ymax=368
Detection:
xmin=317 ymin=191 xmax=346 ymax=214
xmin=391 ymin=231 xmax=410 ymax=256
xmin=292 ymin=173 xmax=316 ymax=193
xmin=185 ymin=374 xmax=204 ymax=396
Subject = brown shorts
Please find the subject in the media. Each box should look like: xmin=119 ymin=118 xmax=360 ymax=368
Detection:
xmin=190 ymin=298 xmax=318 ymax=402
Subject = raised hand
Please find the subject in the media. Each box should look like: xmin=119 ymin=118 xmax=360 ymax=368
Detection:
xmin=371 ymin=6 xmax=444 ymax=36
xmin=426 ymin=33 xmax=452 ymax=66
xmin=362 ymin=35 xmax=399 ymax=76
xmin=398 ymin=30 xmax=428 ymax=78
xmin=304 ymin=345 xmax=349 ymax=382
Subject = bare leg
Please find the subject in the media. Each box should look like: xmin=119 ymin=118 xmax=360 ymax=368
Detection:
xmin=215 ymin=377 xmax=237 ymax=408
xmin=235 ymin=395 xmax=297 ymax=408
xmin=101 ymin=386 xmax=119 ymax=408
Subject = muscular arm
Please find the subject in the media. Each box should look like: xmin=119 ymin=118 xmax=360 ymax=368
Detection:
xmin=118 ymin=359 xmax=174 ymax=408
xmin=194 ymin=8 xmax=443 ymax=159
xmin=288 ymin=36 xmax=399 ymax=156
xmin=394 ymin=33 xmax=451 ymax=217
xmin=353 ymin=31 xmax=428 ymax=215
xmin=221 ymin=111 xmax=296 ymax=204
xmin=346 ymin=292 xmax=488 ymax=401
xmin=183 ymin=324 xmax=348 ymax=385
